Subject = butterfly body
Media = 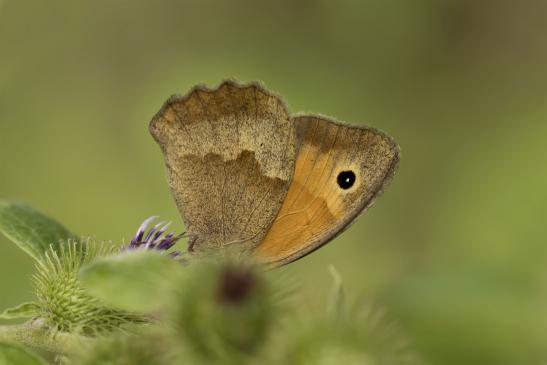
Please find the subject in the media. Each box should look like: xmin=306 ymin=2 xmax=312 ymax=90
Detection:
xmin=150 ymin=81 xmax=399 ymax=267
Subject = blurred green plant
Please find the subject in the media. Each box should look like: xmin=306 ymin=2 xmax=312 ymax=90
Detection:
xmin=0 ymin=201 xmax=416 ymax=364
xmin=171 ymin=256 xmax=275 ymax=363
xmin=0 ymin=342 xmax=47 ymax=365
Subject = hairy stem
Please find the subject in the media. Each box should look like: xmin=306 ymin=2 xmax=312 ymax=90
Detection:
xmin=0 ymin=319 xmax=86 ymax=354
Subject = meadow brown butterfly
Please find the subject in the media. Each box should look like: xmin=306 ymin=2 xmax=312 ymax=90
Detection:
xmin=150 ymin=81 xmax=399 ymax=267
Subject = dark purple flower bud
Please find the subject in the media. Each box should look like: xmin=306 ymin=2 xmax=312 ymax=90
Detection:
xmin=126 ymin=217 xmax=185 ymax=259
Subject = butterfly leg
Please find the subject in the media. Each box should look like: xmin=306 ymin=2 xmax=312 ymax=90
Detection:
xmin=186 ymin=234 xmax=198 ymax=253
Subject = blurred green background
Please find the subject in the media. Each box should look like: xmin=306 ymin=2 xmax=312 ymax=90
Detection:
xmin=1 ymin=1 xmax=546 ymax=364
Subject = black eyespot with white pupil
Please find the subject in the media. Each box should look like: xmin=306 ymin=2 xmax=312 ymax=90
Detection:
xmin=337 ymin=170 xmax=356 ymax=190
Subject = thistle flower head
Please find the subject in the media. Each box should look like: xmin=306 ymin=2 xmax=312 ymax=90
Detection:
xmin=172 ymin=257 xmax=275 ymax=361
xmin=126 ymin=216 xmax=185 ymax=258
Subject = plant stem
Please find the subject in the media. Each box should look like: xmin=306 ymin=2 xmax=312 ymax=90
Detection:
xmin=0 ymin=319 xmax=85 ymax=354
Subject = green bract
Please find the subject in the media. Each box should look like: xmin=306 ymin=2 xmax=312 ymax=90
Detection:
xmin=79 ymin=249 xmax=182 ymax=313
xmin=0 ymin=302 xmax=40 ymax=320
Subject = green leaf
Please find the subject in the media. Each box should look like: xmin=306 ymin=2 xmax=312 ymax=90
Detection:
xmin=79 ymin=250 xmax=181 ymax=312
xmin=0 ymin=201 xmax=77 ymax=261
xmin=0 ymin=342 xmax=48 ymax=365
xmin=0 ymin=303 xmax=39 ymax=320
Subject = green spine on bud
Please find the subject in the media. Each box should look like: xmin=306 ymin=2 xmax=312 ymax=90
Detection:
xmin=173 ymin=257 xmax=274 ymax=361
xmin=32 ymin=239 xmax=148 ymax=334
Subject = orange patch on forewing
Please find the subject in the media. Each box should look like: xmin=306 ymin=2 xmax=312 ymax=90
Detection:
xmin=254 ymin=114 xmax=399 ymax=266
xmin=254 ymin=135 xmax=344 ymax=263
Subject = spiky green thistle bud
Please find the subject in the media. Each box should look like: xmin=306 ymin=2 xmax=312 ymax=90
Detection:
xmin=32 ymin=239 xmax=148 ymax=334
xmin=279 ymin=305 xmax=416 ymax=365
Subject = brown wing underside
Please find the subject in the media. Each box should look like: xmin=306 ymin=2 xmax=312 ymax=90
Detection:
xmin=255 ymin=115 xmax=400 ymax=266
xmin=149 ymin=81 xmax=297 ymax=251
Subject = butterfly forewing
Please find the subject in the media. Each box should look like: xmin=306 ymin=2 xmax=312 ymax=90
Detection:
xmin=255 ymin=115 xmax=400 ymax=266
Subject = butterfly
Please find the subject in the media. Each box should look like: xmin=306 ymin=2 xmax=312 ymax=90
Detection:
xmin=149 ymin=81 xmax=399 ymax=267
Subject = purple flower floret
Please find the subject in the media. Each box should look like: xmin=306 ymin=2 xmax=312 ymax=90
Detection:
xmin=127 ymin=216 xmax=185 ymax=258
